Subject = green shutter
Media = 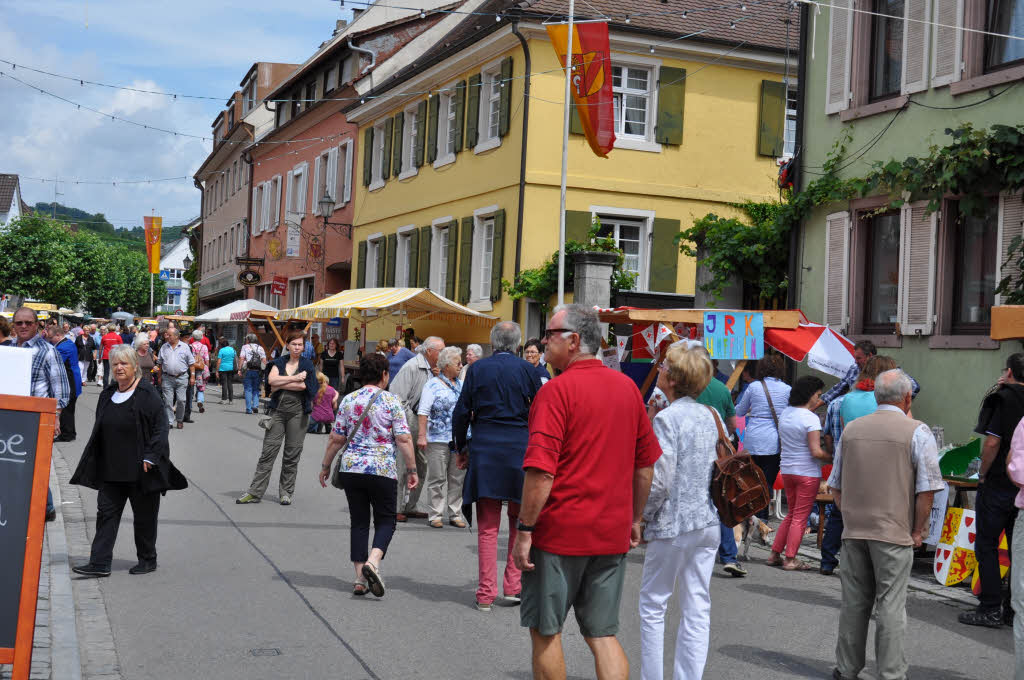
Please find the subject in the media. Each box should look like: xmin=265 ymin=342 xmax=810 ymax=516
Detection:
xmin=649 ymin=218 xmax=681 ymax=292
xmin=498 ymin=56 xmax=513 ymax=138
xmin=415 ymin=100 xmax=427 ymax=168
xmin=427 ymin=94 xmax=439 ymax=164
xmin=447 ymin=221 xmax=460 ymax=300
xmin=458 ymin=217 xmax=473 ymax=304
xmin=490 ymin=209 xmax=505 ymax=302
xmin=417 ymin=226 xmax=431 ymax=288
xmin=357 ymin=239 xmax=367 ymax=287
xmin=392 ymin=112 xmax=404 ymax=177
xmin=570 ymin=100 xmax=584 ymax=135
xmin=362 ymin=128 xmax=373 ymax=186
xmin=565 ymin=210 xmax=593 ymax=244
xmin=454 ymin=80 xmax=466 ymax=153
xmin=408 ymin=227 xmax=420 ymax=285
xmin=376 ymin=240 xmax=386 ymax=287
xmin=655 ymin=66 xmax=686 ymax=146
xmin=386 ymin=233 xmax=397 ymax=286
xmin=758 ymin=80 xmax=786 ymax=157
xmin=382 ymin=118 xmax=393 ymax=179
xmin=466 ymin=74 xmax=481 ymax=150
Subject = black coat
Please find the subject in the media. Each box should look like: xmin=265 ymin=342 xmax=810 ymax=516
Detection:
xmin=75 ymin=334 xmax=95 ymax=362
xmin=70 ymin=379 xmax=188 ymax=494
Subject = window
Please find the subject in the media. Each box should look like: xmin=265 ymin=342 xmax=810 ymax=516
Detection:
xmin=316 ymin=151 xmax=330 ymax=203
xmin=862 ymin=212 xmax=902 ymax=333
xmin=473 ymin=216 xmax=495 ymax=301
xmin=598 ymin=216 xmax=644 ymax=290
xmin=291 ymin=89 xmax=302 ymax=118
xmin=396 ymin=231 xmax=413 ymax=287
xmin=371 ymin=122 xmax=386 ymax=187
xmin=233 ymin=161 xmax=239 ymax=192
xmin=237 ymin=223 xmax=246 ymax=256
xmin=288 ymin=164 xmax=307 ymax=216
xmin=437 ymin=88 xmax=458 ymax=163
xmin=365 ymin=241 xmax=380 ymax=289
xmin=951 ymin=200 xmax=998 ymax=333
xmin=288 ymin=276 xmax=315 ymax=308
xmin=242 ymin=78 xmax=256 ymax=114
xmin=305 ymin=81 xmax=317 ymax=106
xmin=166 ymin=292 xmax=179 ymax=306
xmin=985 ymin=0 xmax=1024 ymax=71
xmin=476 ymin=65 xmax=502 ymax=149
xmin=486 ymin=72 xmax=501 ymax=141
xmin=403 ymin=105 xmax=419 ymax=176
xmin=229 ymin=227 xmax=234 ymax=261
xmin=325 ymin=63 xmax=338 ymax=93
xmin=253 ymin=184 xmax=264 ymax=232
xmin=783 ymin=87 xmax=798 ymax=158
xmin=341 ymin=56 xmax=356 ymax=85
xmin=228 ymin=106 xmax=235 ymax=130
xmin=612 ymin=66 xmax=653 ymax=138
xmin=431 ymin=226 xmax=450 ymax=295
xmin=270 ymin=176 xmax=281 ymax=227
xmin=869 ymin=0 xmax=905 ymax=101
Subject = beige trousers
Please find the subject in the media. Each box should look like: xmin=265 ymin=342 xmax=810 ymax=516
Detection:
xmin=424 ymin=441 xmax=466 ymax=523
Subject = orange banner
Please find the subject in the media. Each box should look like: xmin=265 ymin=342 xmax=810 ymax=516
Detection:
xmin=144 ymin=216 xmax=162 ymax=274
xmin=546 ymin=22 xmax=616 ymax=157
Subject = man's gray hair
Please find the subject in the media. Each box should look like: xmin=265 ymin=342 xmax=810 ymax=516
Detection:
xmin=874 ymin=369 xmax=913 ymax=404
xmin=167 ymin=327 xmax=180 ymax=338
xmin=490 ymin=321 xmax=522 ymax=353
xmin=422 ymin=336 xmax=444 ymax=351
xmin=466 ymin=343 xmax=483 ymax=358
xmin=553 ymin=304 xmax=601 ymax=355
xmin=192 ymin=329 xmax=204 ymax=340
xmin=388 ymin=337 xmax=400 ymax=348
xmin=246 ymin=333 xmax=258 ymax=344
xmin=437 ymin=346 xmax=463 ymax=371
xmin=133 ymin=334 xmax=150 ymax=350
xmin=108 ymin=344 xmax=138 ymax=374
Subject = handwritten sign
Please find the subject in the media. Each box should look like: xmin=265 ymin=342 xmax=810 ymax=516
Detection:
xmin=703 ymin=311 xmax=764 ymax=360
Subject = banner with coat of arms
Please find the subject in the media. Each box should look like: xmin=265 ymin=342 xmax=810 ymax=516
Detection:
xmin=545 ymin=22 xmax=616 ymax=157
xmin=143 ymin=216 xmax=162 ymax=274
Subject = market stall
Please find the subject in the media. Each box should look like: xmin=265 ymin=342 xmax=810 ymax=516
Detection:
xmin=194 ymin=300 xmax=279 ymax=349
xmin=245 ymin=309 xmax=314 ymax=356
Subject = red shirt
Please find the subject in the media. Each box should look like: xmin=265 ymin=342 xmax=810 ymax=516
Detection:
xmin=100 ymin=332 xmax=121 ymax=360
xmin=524 ymin=359 xmax=661 ymax=555
xmin=200 ymin=336 xmax=212 ymax=353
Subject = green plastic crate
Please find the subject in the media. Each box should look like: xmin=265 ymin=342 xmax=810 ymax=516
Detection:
xmin=939 ymin=438 xmax=981 ymax=477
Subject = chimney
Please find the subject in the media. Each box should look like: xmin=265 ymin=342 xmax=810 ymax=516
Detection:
xmin=334 ymin=19 xmax=348 ymax=34
xmin=352 ymin=8 xmax=363 ymax=19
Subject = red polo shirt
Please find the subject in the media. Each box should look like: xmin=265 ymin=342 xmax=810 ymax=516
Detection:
xmin=100 ymin=332 xmax=121 ymax=360
xmin=524 ymin=359 xmax=661 ymax=555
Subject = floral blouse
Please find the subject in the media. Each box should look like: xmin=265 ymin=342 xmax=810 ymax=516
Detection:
xmin=416 ymin=375 xmax=462 ymax=444
xmin=333 ymin=386 xmax=409 ymax=479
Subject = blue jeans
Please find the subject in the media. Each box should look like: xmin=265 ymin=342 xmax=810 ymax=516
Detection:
xmin=243 ymin=370 xmax=261 ymax=413
xmin=820 ymin=502 xmax=843 ymax=570
xmin=718 ymin=521 xmax=738 ymax=565
xmin=47 ymin=488 xmax=54 ymax=514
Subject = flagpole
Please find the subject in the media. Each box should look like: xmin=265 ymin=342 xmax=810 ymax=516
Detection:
xmin=556 ymin=0 xmax=575 ymax=307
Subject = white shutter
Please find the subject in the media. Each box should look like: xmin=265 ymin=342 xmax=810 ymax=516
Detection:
xmin=901 ymin=0 xmax=931 ymax=95
xmin=997 ymin=191 xmax=1024 ymax=305
xmin=931 ymin=0 xmax=963 ymax=87
xmin=298 ymin=162 xmax=308 ymax=216
xmin=327 ymin=147 xmax=338 ymax=202
xmin=261 ymin=182 xmax=271 ymax=231
xmin=824 ymin=211 xmax=851 ymax=330
xmin=898 ymin=202 xmax=937 ymax=334
xmin=251 ymin=189 xmax=260 ymax=236
xmin=284 ymin=171 xmax=294 ymax=222
xmin=312 ymin=158 xmax=321 ymax=210
xmin=342 ymin=139 xmax=353 ymax=204
xmin=272 ymin=176 xmax=281 ymax=227
xmin=826 ymin=0 xmax=853 ymax=114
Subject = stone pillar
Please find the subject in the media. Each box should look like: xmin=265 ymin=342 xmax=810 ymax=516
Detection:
xmin=693 ymin=243 xmax=743 ymax=309
xmin=574 ymin=251 xmax=617 ymax=337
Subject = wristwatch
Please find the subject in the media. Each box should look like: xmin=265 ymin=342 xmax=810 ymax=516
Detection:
xmin=516 ymin=520 xmax=536 ymax=532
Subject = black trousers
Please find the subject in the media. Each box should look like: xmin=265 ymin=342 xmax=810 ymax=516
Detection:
xmin=975 ymin=483 xmax=1018 ymax=610
xmin=89 ymin=480 xmax=161 ymax=569
xmin=220 ymin=371 xmax=234 ymax=402
xmin=87 ymin=360 xmax=97 ymax=382
xmin=184 ymin=381 xmax=193 ymax=419
xmin=339 ymin=472 xmax=397 ymax=563
xmin=59 ymin=391 xmax=77 ymax=439
xmin=102 ymin=359 xmax=111 ymax=388
xmin=750 ymin=453 xmax=781 ymax=520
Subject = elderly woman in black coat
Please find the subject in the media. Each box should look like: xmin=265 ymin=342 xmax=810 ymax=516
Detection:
xmin=70 ymin=343 xmax=187 ymax=577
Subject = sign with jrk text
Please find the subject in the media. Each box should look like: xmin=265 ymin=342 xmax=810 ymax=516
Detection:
xmin=703 ymin=311 xmax=764 ymax=360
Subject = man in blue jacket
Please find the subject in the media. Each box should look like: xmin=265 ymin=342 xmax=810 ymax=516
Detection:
xmin=47 ymin=323 xmax=82 ymax=442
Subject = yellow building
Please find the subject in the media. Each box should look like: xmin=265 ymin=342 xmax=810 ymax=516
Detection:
xmin=345 ymin=0 xmax=799 ymax=343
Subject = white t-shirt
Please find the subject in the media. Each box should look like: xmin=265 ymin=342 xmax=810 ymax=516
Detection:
xmin=778 ymin=406 xmax=823 ymax=478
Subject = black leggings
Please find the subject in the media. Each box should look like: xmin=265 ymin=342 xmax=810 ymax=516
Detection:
xmin=220 ymin=371 xmax=234 ymax=401
xmin=339 ymin=472 xmax=397 ymax=563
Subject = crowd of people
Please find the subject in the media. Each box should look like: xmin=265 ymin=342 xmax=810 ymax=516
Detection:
xmin=5 ymin=301 xmax=1021 ymax=679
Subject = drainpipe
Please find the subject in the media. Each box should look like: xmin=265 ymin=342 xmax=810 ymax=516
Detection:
xmin=241 ymin=147 xmax=255 ymax=299
xmin=511 ymin=20 xmax=531 ymax=324
xmin=786 ymin=1 xmax=809 ymax=313
xmin=348 ymin=38 xmax=377 ymax=75
xmin=193 ymin=177 xmax=205 ymax=310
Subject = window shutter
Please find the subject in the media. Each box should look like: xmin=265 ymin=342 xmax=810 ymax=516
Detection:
xmin=901 ymin=0 xmax=931 ymax=95
xmin=343 ymin=140 xmax=354 ymax=203
xmin=997 ymin=191 xmax=1024 ymax=305
xmin=757 ymin=80 xmax=786 ymax=157
xmin=392 ymin=112 xmax=404 ymax=178
xmin=298 ymin=163 xmax=308 ymax=216
xmin=931 ymin=0 xmax=963 ymax=87
xmin=454 ymin=80 xmax=466 ymax=153
xmin=466 ymin=74 xmax=481 ymax=150
xmin=362 ymin=128 xmax=373 ymax=186
xmin=490 ymin=209 xmax=505 ymax=302
xmin=376 ymin=240 xmax=386 ymax=287
xmin=357 ymin=240 xmax=367 ymax=288
xmin=823 ymin=212 xmax=851 ymax=330
xmin=272 ymin=177 xmax=281 ymax=227
xmin=649 ymin=218 xmax=681 ymax=293
xmin=382 ymin=118 xmax=393 ymax=180
xmin=458 ymin=217 xmax=473 ymax=303
xmin=284 ymin=171 xmax=294 ymax=222
xmin=826 ymin=0 xmax=853 ymax=114
xmin=655 ymin=66 xmax=686 ymax=146
xmin=262 ymin=182 xmax=271 ymax=231
xmin=565 ymin=210 xmax=593 ymax=243
xmin=415 ymin=100 xmax=427 ymax=167
xmin=418 ymin=225 xmax=432 ymax=288
xmin=408 ymin=228 xmax=420 ymax=286
xmin=427 ymin=94 xmax=439 ymax=164
xmin=499 ymin=56 xmax=513 ymax=138
xmin=570 ymin=100 xmax=584 ymax=135
xmin=386 ymin=233 xmax=398 ymax=287
xmin=898 ymin=202 xmax=937 ymax=334
xmin=446 ymin=221 xmax=461 ymax=300
xmin=251 ymin=191 xmax=260 ymax=235
xmin=312 ymin=159 xmax=321 ymax=210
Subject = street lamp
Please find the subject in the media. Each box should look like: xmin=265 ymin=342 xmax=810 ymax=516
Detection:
xmin=183 ymin=255 xmax=192 ymax=270
xmin=318 ymin=191 xmax=353 ymax=238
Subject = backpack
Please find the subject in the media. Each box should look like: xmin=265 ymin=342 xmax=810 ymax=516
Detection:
xmin=245 ymin=345 xmax=262 ymax=370
xmin=706 ymin=405 xmax=770 ymax=527
xmin=191 ymin=343 xmax=205 ymax=371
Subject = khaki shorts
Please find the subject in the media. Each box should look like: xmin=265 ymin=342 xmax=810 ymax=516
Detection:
xmin=520 ymin=549 xmax=626 ymax=637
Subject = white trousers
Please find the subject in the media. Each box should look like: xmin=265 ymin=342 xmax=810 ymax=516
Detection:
xmin=639 ymin=524 xmax=718 ymax=680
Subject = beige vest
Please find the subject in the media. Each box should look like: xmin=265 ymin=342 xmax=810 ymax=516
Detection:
xmin=839 ymin=409 xmax=920 ymax=546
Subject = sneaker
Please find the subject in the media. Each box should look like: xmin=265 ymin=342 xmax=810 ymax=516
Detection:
xmin=46 ymin=509 xmax=57 ymax=522
xmin=503 ymin=593 xmax=522 ymax=606
xmin=475 ymin=600 xmax=492 ymax=612
xmin=72 ymin=563 xmax=111 ymax=577
xmin=279 ymin=494 xmax=292 ymax=506
xmin=236 ymin=493 xmax=261 ymax=504
xmin=820 ymin=566 xmax=836 ymax=576
xmin=723 ymin=562 xmax=748 ymax=578
xmin=958 ymin=607 xmax=1003 ymax=628
xmin=129 ymin=561 xmax=157 ymax=575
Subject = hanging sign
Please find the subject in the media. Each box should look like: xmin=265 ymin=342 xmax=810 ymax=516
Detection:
xmin=270 ymin=276 xmax=287 ymax=296
xmin=235 ymin=257 xmax=265 ymax=267
xmin=237 ymin=269 xmax=262 ymax=287
xmin=703 ymin=311 xmax=764 ymax=360
xmin=286 ymin=224 xmax=300 ymax=258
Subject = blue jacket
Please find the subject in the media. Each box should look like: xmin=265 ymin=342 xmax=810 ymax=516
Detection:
xmin=55 ymin=338 xmax=83 ymax=397
xmin=266 ymin=356 xmax=319 ymax=414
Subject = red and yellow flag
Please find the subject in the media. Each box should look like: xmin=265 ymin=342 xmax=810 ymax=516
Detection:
xmin=143 ymin=216 xmax=162 ymax=274
xmin=546 ymin=22 xmax=616 ymax=157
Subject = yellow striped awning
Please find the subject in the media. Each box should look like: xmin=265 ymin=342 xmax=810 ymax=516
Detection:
xmin=276 ymin=288 xmax=498 ymax=327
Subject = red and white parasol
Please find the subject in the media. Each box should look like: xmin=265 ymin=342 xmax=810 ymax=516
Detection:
xmin=764 ymin=319 xmax=856 ymax=378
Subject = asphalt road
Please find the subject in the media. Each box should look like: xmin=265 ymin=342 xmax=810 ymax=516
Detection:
xmin=61 ymin=385 xmax=1014 ymax=680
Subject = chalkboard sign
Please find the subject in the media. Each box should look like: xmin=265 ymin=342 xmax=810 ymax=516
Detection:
xmin=0 ymin=395 xmax=55 ymax=680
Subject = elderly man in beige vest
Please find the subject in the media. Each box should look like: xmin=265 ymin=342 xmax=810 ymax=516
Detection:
xmin=827 ymin=369 xmax=944 ymax=680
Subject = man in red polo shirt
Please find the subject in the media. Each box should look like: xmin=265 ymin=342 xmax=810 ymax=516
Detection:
xmin=513 ymin=303 xmax=660 ymax=680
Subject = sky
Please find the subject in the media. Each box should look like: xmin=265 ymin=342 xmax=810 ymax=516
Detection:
xmin=0 ymin=0 xmax=352 ymax=229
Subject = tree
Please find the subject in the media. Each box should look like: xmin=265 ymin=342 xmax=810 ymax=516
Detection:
xmin=0 ymin=215 xmax=80 ymax=307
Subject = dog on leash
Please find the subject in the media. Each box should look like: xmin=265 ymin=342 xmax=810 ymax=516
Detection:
xmin=736 ymin=515 xmax=775 ymax=561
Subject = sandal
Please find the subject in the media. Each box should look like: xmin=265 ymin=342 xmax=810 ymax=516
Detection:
xmin=353 ymin=580 xmax=368 ymax=596
xmin=766 ymin=556 xmax=784 ymax=567
xmin=782 ymin=560 xmax=816 ymax=571
xmin=361 ymin=562 xmax=386 ymax=597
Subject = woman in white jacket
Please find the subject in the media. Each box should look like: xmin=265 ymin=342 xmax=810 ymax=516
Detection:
xmin=638 ymin=341 xmax=722 ymax=680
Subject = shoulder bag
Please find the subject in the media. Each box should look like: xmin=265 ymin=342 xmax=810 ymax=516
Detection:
xmin=761 ymin=378 xmax=782 ymax=455
xmin=330 ymin=388 xmax=386 ymax=489
xmin=707 ymin=405 xmax=770 ymax=527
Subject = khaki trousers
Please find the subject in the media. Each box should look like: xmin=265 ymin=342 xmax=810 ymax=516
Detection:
xmin=396 ymin=408 xmax=428 ymax=513
xmin=247 ymin=396 xmax=308 ymax=499
xmin=424 ymin=441 xmax=466 ymax=523
xmin=835 ymin=539 xmax=913 ymax=680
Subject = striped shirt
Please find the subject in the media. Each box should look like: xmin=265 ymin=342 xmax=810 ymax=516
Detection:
xmin=16 ymin=334 xmax=71 ymax=408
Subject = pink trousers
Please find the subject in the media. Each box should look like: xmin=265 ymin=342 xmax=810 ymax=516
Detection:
xmin=476 ymin=498 xmax=521 ymax=605
xmin=771 ymin=474 xmax=820 ymax=559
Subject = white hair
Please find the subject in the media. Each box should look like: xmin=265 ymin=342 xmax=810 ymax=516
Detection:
xmin=466 ymin=344 xmax=483 ymax=359
xmin=192 ymin=329 xmax=204 ymax=340
xmin=437 ymin=346 xmax=463 ymax=371
xmin=552 ymin=304 xmax=601 ymax=355
xmin=490 ymin=322 xmax=522 ymax=353
xmin=874 ymin=369 xmax=913 ymax=404
xmin=422 ymin=336 xmax=444 ymax=352
xmin=133 ymin=334 xmax=150 ymax=350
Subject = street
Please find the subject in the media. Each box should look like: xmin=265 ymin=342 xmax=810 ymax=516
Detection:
xmin=54 ymin=384 xmax=1013 ymax=680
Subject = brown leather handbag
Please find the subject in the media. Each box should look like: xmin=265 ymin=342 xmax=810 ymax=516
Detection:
xmin=706 ymin=406 xmax=770 ymax=527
